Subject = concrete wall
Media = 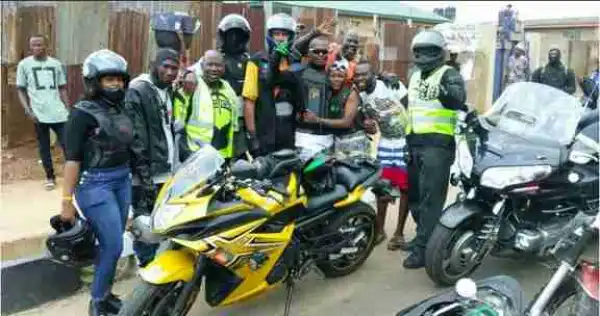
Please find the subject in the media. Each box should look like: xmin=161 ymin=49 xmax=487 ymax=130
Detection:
xmin=464 ymin=23 xmax=498 ymax=113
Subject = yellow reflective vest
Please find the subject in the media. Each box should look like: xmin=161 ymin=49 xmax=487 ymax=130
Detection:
xmin=173 ymin=89 xmax=193 ymax=124
xmin=406 ymin=65 xmax=457 ymax=136
xmin=186 ymin=78 xmax=239 ymax=158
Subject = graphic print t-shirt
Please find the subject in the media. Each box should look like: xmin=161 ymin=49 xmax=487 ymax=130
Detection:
xmin=16 ymin=56 xmax=68 ymax=123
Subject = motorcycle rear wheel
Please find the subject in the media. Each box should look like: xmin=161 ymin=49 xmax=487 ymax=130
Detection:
xmin=316 ymin=201 xmax=376 ymax=278
xmin=425 ymin=220 xmax=485 ymax=286
xmin=118 ymin=280 xmax=196 ymax=316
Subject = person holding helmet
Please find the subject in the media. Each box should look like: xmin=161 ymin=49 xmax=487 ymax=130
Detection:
xmin=59 ymin=49 xmax=134 ymax=315
xmin=242 ymin=13 xmax=305 ymax=156
xmin=189 ymin=14 xmax=252 ymax=159
xmin=403 ymin=30 xmax=467 ymax=269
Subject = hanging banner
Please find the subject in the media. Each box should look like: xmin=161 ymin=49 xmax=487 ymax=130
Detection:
xmin=433 ymin=23 xmax=480 ymax=53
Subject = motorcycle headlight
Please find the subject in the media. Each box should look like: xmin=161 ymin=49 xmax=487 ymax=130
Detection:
xmin=480 ymin=165 xmax=552 ymax=190
xmin=152 ymin=203 xmax=185 ymax=232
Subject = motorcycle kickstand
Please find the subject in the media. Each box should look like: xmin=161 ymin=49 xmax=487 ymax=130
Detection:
xmin=283 ymin=278 xmax=295 ymax=316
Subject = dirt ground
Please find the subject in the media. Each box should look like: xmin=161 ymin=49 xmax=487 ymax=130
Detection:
xmin=1 ymin=141 xmax=64 ymax=184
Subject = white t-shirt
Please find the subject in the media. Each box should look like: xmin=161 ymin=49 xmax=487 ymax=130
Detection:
xmin=360 ymin=79 xmax=407 ymax=106
xmin=16 ymin=56 xmax=69 ymax=123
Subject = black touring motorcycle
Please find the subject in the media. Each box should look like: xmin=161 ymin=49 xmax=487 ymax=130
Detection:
xmin=425 ymin=82 xmax=599 ymax=286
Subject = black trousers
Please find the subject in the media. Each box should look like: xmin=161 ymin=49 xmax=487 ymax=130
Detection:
xmin=408 ymin=145 xmax=455 ymax=251
xmin=34 ymin=122 xmax=66 ymax=180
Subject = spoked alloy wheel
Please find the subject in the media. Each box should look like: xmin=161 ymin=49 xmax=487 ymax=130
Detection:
xmin=425 ymin=219 xmax=488 ymax=286
xmin=316 ymin=202 xmax=376 ymax=278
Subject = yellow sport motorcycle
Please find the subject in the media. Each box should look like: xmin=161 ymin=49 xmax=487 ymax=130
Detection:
xmin=120 ymin=145 xmax=392 ymax=316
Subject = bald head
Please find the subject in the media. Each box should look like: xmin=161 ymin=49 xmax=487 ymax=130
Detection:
xmin=203 ymin=50 xmax=223 ymax=63
xmin=202 ymin=50 xmax=225 ymax=84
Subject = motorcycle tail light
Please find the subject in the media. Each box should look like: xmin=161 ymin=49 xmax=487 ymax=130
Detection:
xmin=579 ymin=261 xmax=600 ymax=301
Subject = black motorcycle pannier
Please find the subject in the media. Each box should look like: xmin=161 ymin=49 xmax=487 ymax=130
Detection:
xmin=151 ymin=12 xmax=201 ymax=52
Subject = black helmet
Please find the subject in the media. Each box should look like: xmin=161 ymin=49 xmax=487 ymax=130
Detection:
xmin=46 ymin=215 xmax=96 ymax=267
xmin=217 ymin=14 xmax=251 ymax=54
xmin=82 ymin=49 xmax=130 ymax=104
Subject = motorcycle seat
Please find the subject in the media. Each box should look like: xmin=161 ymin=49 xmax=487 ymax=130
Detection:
xmin=306 ymin=185 xmax=348 ymax=210
xmin=335 ymin=165 xmax=376 ymax=190
xmin=266 ymin=156 xmax=302 ymax=179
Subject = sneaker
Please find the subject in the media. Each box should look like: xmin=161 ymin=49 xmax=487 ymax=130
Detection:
xmin=88 ymin=300 xmax=110 ymax=316
xmin=387 ymin=235 xmax=407 ymax=251
xmin=45 ymin=179 xmax=56 ymax=191
xmin=403 ymin=249 xmax=425 ymax=269
xmin=105 ymin=293 xmax=122 ymax=314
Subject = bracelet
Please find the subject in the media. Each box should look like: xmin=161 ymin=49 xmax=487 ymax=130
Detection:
xmin=62 ymin=196 xmax=73 ymax=201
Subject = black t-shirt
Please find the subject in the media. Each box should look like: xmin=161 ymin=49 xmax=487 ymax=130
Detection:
xmin=64 ymin=107 xmax=98 ymax=162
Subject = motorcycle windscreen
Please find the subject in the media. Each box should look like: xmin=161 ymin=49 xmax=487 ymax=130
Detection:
xmin=481 ymin=82 xmax=583 ymax=147
xmin=160 ymin=145 xmax=225 ymax=202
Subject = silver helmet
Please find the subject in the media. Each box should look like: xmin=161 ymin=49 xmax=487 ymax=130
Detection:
xmin=266 ymin=13 xmax=296 ymax=34
xmin=82 ymin=49 xmax=128 ymax=80
xmin=410 ymin=30 xmax=447 ymax=72
xmin=218 ymin=14 xmax=251 ymax=33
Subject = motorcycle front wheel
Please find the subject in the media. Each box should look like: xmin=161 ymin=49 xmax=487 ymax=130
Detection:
xmin=118 ymin=280 xmax=198 ymax=316
xmin=425 ymin=219 xmax=487 ymax=286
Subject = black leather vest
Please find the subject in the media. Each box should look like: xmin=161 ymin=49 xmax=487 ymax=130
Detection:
xmin=76 ymin=101 xmax=134 ymax=169
xmin=223 ymin=53 xmax=249 ymax=96
xmin=297 ymin=67 xmax=329 ymax=134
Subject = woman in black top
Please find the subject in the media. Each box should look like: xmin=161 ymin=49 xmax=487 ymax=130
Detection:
xmin=59 ymin=49 xmax=134 ymax=316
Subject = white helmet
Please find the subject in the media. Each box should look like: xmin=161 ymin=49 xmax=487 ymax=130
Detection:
xmin=265 ymin=13 xmax=297 ymax=52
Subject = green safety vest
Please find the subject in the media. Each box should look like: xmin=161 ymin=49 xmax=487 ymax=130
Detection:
xmin=406 ymin=65 xmax=457 ymax=136
xmin=186 ymin=78 xmax=239 ymax=158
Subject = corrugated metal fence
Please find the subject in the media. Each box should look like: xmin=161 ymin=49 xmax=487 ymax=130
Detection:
xmin=1 ymin=1 xmax=418 ymax=148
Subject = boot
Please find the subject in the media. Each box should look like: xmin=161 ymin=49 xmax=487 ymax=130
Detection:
xmin=398 ymin=238 xmax=418 ymax=252
xmin=402 ymin=248 xmax=425 ymax=269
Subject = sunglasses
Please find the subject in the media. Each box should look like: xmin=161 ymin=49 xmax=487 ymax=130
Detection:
xmin=310 ymin=48 xmax=328 ymax=56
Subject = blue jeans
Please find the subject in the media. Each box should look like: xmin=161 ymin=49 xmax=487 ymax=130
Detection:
xmin=75 ymin=165 xmax=132 ymax=301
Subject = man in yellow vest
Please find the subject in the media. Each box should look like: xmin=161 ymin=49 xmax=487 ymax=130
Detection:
xmin=173 ymin=70 xmax=197 ymax=163
xmin=403 ymin=30 xmax=467 ymax=269
xmin=180 ymin=50 xmax=239 ymax=161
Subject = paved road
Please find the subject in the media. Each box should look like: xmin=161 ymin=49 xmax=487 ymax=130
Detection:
xmin=12 ymin=206 xmax=597 ymax=316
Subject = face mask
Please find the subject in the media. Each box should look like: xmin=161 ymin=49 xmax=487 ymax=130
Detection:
xmin=100 ymin=87 xmax=125 ymax=105
xmin=548 ymin=50 xmax=561 ymax=65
